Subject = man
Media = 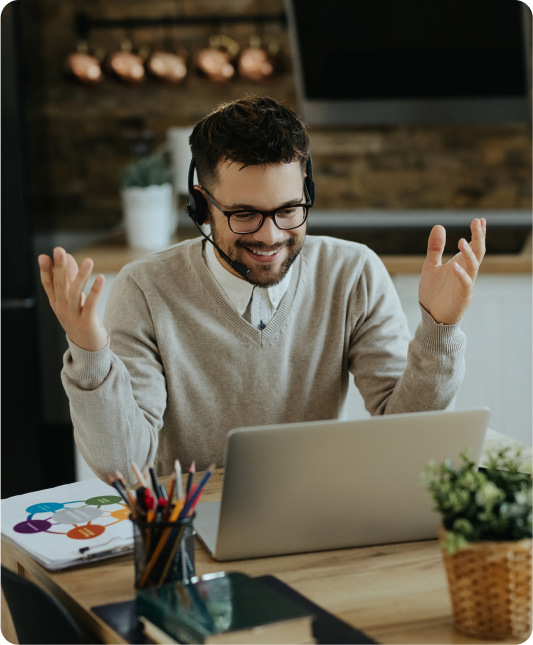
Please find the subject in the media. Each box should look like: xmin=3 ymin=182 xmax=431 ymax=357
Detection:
xmin=38 ymin=97 xmax=486 ymax=486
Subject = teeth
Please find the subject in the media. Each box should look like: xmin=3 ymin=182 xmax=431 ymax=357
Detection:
xmin=249 ymin=249 xmax=277 ymax=256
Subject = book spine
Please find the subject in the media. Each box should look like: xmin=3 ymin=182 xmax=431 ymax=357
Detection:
xmin=164 ymin=620 xmax=205 ymax=645
xmin=137 ymin=599 xmax=205 ymax=644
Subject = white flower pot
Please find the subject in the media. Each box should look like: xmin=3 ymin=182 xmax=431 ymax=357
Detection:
xmin=121 ymin=183 xmax=174 ymax=250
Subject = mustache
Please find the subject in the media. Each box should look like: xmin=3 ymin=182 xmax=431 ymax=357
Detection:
xmin=234 ymin=238 xmax=297 ymax=251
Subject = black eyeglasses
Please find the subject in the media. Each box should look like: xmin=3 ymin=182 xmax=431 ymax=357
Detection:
xmin=203 ymin=185 xmax=312 ymax=234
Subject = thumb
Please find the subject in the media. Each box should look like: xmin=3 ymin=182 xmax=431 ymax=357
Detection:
xmin=425 ymin=225 xmax=446 ymax=267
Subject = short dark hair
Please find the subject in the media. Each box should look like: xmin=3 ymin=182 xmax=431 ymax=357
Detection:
xmin=189 ymin=96 xmax=309 ymax=190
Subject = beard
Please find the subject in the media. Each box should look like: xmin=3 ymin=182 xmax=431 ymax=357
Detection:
xmin=209 ymin=215 xmax=305 ymax=287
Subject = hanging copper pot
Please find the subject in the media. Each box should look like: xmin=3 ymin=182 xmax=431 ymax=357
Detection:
xmin=108 ymin=39 xmax=146 ymax=84
xmin=195 ymin=35 xmax=240 ymax=83
xmin=238 ymin=35 xmax=278 ymax=83
xmin=147 ymin=49 xmax=188 ymax=83
xmin=64 ymin=41 xmax=104 ymax=84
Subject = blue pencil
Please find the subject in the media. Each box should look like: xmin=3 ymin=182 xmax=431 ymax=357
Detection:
xmin=179 ymin=465 xmax=215 ymax=519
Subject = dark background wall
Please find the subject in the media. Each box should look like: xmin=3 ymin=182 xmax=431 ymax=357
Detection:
xmin=18 ymin=0 xmax=532 ymax=235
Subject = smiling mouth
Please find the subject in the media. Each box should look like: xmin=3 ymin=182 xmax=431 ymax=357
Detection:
xmin=242 ymin=246 xmax=284 ymax=263
xmin=247 ymin=249 xmax=278 ymax=256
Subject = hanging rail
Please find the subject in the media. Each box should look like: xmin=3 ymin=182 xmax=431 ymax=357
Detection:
xmin=75 ymin=11 xmax=287 ymax=38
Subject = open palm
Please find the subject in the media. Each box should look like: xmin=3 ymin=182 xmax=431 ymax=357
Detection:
xmin=38 ymin=248 xmax=107 ymax=351
xmin=419 ymin=218 xmax=486 ymax=325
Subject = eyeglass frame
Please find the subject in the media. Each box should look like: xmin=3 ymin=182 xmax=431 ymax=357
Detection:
xmin=202 ymin=184 xmax=312 ymax=234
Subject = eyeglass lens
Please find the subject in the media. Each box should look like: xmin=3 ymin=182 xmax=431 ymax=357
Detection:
xmin=229 ymin=206 xmax=307 ymax=233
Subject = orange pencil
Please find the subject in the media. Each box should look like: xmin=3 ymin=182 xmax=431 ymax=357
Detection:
xmin=139 ymin=498 xmax=185 ymax=587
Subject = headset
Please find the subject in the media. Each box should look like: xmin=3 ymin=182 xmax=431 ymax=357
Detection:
xmin=186 ymin=155 xmax=316 ymax=279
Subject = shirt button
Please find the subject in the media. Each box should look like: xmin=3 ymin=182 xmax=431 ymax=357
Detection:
xmin=236 ymin=301 xmax=243 ymax=309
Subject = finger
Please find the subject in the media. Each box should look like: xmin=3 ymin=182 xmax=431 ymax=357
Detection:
xmin=66 ymin=253 xmax=80 ymax=287
xmin=68 ymin=258 xmax=94 ymax=316
xmin=452 ymin=261 xmax=473 ymax=292
xmin=52 ymin=247 xmax=69 ymax=303
xmin=468 ymin=218 xmax=486 ymax=263
xmin=458 ymin=238 xmax=479 ymax=277
xmin=38 ymin=255 xmax=56 ymax=303
xmin=81 ymin=274 xmax=105 ymax=318
xmin=425 ymin=225 xmax=446 ymax=267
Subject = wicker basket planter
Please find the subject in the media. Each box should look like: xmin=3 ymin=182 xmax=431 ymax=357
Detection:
xmin=440 ymin=533 xmax=532 ymax=640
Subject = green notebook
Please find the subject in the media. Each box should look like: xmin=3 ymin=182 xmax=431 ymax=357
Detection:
xmin=136 ymin=571 xmax=315 ymax=644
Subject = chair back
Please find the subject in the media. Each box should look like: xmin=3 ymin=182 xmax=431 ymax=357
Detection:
xmin=1 ymin=565 xmax=86 ymax=644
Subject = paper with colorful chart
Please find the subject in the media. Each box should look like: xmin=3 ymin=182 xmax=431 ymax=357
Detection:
xmin=1 ymin=478 xmax=134 ymax=569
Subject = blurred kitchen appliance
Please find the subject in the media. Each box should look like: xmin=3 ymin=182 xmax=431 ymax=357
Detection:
xmin=108 ymin=39 xmax=146 ymax=83
xmin=238 ymin=35 xmax=279 ymax=82
xmin=195 ymin=34 xmax=240 ymax=83
xmin=64 ymin=41 xmax=104 ymax=84
xmin=286 ymin=0 xmax=531 ymax=124
xmin=167 ymin=126 xmax=194 ymax=196
xmin=2 ymin=0 xmax=44 ymax=497
xmin=147 ymin=49 xmax=187 ymax=83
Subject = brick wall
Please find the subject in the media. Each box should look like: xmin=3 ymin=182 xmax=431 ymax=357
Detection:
xmin=19 ymin=0 xmax=531 ymax=232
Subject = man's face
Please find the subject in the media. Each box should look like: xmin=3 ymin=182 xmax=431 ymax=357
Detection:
xmin=196 ymin=161 xmax=307 ymax=287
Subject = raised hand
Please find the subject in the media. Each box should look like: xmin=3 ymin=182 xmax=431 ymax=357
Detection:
xmin=418 ymin=218 xmax=486 ymax=325
xmin=38 ymin=247 xmax=108 ymax=351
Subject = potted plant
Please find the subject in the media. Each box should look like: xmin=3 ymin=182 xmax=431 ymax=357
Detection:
xmin=422 ymin=448 xmax=532 ymax=640
xmin=121 ymin=151 xmax=174 ymax=251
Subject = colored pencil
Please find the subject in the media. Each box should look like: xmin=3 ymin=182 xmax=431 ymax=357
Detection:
xmin=108 ymin=476 xmax=134 ymax=515
xmin=163 ymin=475 xmax=176 ymax=521
xmin=158 ymin=524 xmax=187 ymax=585
xmin=115 ymin=471 xmax=138 ymax=513
xmin=175 ymin=460 xmax=183 ymax=500
xmin=130 ymin=461 xmax=148 ymax=488
xmin=148 ymin=463 xmax=160 ymax=498
xmin=186 ymin=461 xmax=195 ymax=496
xmin=139 ymin=499 xmax=185 ymax=587
xmin=179 ymin=465 xmax=215 ymax=519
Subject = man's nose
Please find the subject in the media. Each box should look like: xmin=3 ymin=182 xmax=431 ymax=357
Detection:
xmin=251 ymin=216 xmax=286 ymax=247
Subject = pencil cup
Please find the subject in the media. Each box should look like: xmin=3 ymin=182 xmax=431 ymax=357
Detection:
xmin=131 ymin=514 xmax=195 ymax=589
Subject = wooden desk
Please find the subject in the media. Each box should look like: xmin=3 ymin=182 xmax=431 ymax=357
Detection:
xmin=2 ymin=431 xmax=530 ymax=645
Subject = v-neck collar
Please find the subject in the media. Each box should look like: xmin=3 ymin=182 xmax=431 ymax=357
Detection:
xmin=204 ymin=239 xmax=293 ymax=316
xmin=190 ymin=238 xmax=301 ymax=346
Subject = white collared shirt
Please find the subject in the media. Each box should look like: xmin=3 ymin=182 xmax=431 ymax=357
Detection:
xmin=204 ymin=240 xmax=292 ymax=329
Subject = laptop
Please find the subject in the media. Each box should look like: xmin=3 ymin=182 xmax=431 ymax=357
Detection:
xmin=195 ymin=408 xmax=490 ymax=561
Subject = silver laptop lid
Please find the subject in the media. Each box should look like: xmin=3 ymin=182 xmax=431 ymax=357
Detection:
xmin=208 ymin=408 xmax=489 ymax=561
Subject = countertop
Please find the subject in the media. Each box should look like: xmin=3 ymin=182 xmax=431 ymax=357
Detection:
xmin=72 ymin=228 xmax=532 ymax=275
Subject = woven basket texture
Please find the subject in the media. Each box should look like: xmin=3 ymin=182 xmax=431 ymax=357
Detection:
xmin=441 ymin=535 xmax=532 ymax=639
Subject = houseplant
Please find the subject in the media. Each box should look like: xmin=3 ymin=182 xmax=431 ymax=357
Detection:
xmin=121 ymin=151 xmax=174 ymax=250
xmin=422 ymin=448 xmax=532 ymax=639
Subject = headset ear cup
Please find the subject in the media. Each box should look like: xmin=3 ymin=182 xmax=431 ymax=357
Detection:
xmin=307 ymin=176 xmax=316 ymax=206
xmin=305 ymin=154 xmax=316 ymax=206
xmin=192 ymin=188 xmax=208 ymax=226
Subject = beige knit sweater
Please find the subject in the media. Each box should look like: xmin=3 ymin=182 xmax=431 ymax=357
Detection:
xmin=62 ymin=236 xmax=465 ymax=485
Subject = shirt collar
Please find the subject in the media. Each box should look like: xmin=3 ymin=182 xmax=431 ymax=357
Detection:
xmin=204 ymin=240 xmax=292 ymax=315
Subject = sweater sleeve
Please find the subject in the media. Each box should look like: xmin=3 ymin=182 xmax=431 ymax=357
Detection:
xmin=61 ymin=271 xmax=167 ymax=486
xmin=348 ymin=249 xmax=465 ymax=415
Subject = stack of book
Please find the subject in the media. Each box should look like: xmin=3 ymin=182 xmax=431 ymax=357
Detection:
xmin=137 ymin=571 xmax=315 ymax=644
